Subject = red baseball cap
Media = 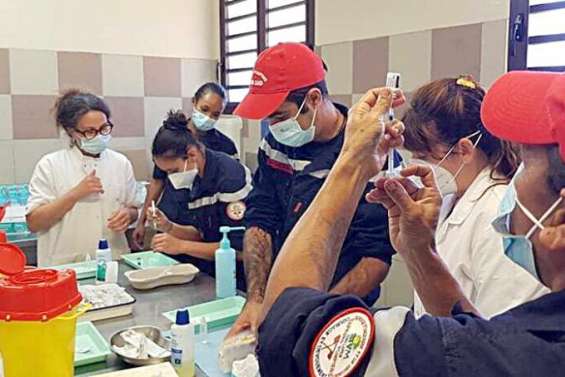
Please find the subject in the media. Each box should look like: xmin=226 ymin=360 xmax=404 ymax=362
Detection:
xmin=481 ymin=71 xmax=565 ymax=160
xmin=233 ymin=43 xmax=326 ymax=120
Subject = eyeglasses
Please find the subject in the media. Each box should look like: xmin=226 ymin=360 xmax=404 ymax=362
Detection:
xmin=74 ymin=122 xmax=114 ymax=140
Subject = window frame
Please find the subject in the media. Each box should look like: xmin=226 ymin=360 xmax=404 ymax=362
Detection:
xmin=508 ymin=0 xmax=565 ymax=72
xmin=220 ymin=0 xmax=316 ymax=113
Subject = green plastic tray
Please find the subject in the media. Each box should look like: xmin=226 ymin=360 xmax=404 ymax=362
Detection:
xmin=121 ymin=251 xmax=179 ymax=270
xmin=163 ymin=296 xmax=246 ymax=332
xmin=74 ymin=321 xmax=111 ymax=367
xmin=53 ymin=260 xmax=98 ymax=280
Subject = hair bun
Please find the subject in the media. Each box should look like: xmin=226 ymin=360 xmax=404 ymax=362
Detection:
xmin=163 ymin=109 xmax=189 ymax=131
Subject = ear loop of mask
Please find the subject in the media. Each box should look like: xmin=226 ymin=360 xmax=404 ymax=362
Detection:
xmin=436 ymin=130 xmax=483 ymax=186
xmin=295 ymin=96 xmax=318 ymax=130
xmin=516 ymin=195 xmax=564 ymax=239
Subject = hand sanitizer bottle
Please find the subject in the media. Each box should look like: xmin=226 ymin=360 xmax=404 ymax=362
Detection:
xmin=215 ymin=226 xmax=245 ymax=299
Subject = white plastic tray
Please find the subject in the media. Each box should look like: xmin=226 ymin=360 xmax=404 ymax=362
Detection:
xmin=125 ymin=264 xmax=199 ymax=290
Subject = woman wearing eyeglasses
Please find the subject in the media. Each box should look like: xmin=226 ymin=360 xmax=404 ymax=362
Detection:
xmin=26 ymin=89 xmax=141 ymax=266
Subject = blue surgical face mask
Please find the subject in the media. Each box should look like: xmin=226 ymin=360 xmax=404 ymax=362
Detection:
xmin=269 ymin=99 xmax=316 ymax=147
xmin=492 ymin=166 xmax=563 ymax=281
xmin=192 ymin=109 xmax=218 ymax=131
xmin=79 ymin=134 xmax=111 ymax=155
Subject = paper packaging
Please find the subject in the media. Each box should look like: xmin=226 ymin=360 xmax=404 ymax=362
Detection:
xmin=232 ymin=354 xmax=260 ymax=377
xmin=218 ymin=330 xmax=257 ymax=373
xmin=95 ymin=362 xmax=177 ymax=377
xmin=112 ymin=329 xmax=170 ymax=359
xmin=105 ymin=261 xmax=119 ymax=283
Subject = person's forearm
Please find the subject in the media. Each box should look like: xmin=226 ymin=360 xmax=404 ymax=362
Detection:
xmin=169 ymin=224 xmax=202 ymax=241
xmin=329 ymin=257 xmax=390 ymax=298
xmin=140 ymin=179 xmax=164 ymax=223
xmin=403 ymin=246 xmax=480 ymax=317
xmin=27 ymin=190 xmax=80 ymax=233
xmin=243 ymin=227 xmax=273 ymax=304
xmin=262 ymin=157 xmax=371 ymax=316
xmin=175 ymin=241 xmax=220 ymax=261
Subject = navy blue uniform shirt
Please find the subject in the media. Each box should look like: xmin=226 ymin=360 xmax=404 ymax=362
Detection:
xmin=154 ymin=126 xmax=238 ymax=222
xmin=258 ymin=287 xmax=565 ymax=377
xmin=244 ymin=103 xmax=399 ymax=304
xmin=166 ymin=148 xmax=251 ymax=290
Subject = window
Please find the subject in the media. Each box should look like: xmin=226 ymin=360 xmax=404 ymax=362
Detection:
xmin=509 ymin=0 xmax=565 ymax=71
xmin=220 ymin=0 xmax=315 ymax=112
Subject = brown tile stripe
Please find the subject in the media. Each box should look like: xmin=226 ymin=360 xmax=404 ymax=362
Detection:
xmin=353 ymin=37 xmax=389 ymax=93
xmin=143 ymin=57 xmax=181 ymax=97
xmin=0 ymin=49 xmax=9 ymax=94
xmin=104 ymin=96 xmax=145 ymax=137
xmin=58 ymin=52 xmax=103 ymax=95
xmin=12 ymin=95 xmax=58 ymax=139
xmin=120 ymin=149 xmax=150 ymax=181
xmin=431 ymin=23 xmax=482 ymax=81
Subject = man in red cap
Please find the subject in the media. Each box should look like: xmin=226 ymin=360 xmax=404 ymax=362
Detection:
xmin=228 ymin=43 xmax=399 ymax=337
xmin=254 ymin=71 xmax=565 ymax=377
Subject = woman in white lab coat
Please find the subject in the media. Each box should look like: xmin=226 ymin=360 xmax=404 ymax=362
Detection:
xmin=26 ymin=89 xmax=140 ymax=266
xmin=368 ymin=76 xmax=548 ymax=318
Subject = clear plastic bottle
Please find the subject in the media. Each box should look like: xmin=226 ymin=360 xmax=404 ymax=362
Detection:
xmin=95 ymin=239 xmax=112 ymax=284
xmin=170 ymin=309 xmax=195 ymax=377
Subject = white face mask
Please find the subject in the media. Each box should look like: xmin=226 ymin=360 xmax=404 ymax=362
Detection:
xmin=78 ymin=134 xmax=111 ymax=155
xmin=269 ymin=98 xmax=317 ymax=147
xmin=168 ymin=160 xmax=198 ymax=190
xmin=412 ymin=130 xmax=483 ymax=197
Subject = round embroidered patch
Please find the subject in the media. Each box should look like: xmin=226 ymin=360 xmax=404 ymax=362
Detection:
xmin=226 ymin=201 xmax=246 ymax=221
xmin=309 ymin=308 xmax=375 ymax=377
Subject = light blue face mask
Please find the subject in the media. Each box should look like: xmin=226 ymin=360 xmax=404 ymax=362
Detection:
xmin=492 ymin=168 xmax=563 ymax=281
xmin=79 ymin=134 xmax=111 ymax=155
xmin=269 ymin=99 xmax=316 ymax=147
xmin=192 ymin=109 xmax=218 ymax=132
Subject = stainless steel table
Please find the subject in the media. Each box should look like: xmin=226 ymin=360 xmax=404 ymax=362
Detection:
xmin=75 ymin=262 xmax=217 ymax=376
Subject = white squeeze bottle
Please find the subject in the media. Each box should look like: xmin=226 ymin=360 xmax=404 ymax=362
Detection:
xmin=171 ymin=309 xmax=195 ymax=377
xmin=95 ymin=239 xmax=112 ymax=284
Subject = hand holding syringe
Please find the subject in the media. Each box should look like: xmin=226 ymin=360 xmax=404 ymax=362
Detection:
xmin=384 ymin=72 xmax=401 ymax=177
xmin=145 ymin=204 xmax=173 ymax=233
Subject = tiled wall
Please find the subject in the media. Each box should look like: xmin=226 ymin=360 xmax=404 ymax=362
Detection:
xmin=0 ymin=48 xmax=217 ymax=184
xmin=238 ymin=20 xmax=508 ymax=171
xmin=321 ymin=20 xmax=508 ymax=112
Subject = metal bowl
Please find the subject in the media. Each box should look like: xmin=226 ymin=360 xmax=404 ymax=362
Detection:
xmin=110 ymin=325 xmax=171 ymax=366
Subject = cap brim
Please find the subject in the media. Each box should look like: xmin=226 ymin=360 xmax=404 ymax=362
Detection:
xmin=234 ymin=91 xmax=289 ymax=120
xmin=481 ymin=71 xmax=560 ymax=145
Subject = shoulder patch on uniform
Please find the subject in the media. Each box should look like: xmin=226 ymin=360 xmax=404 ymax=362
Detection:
xmin=309 ymin=307 xmax=375 ymax=377
xmin=226 ymin=201 xmax=246 ymax=221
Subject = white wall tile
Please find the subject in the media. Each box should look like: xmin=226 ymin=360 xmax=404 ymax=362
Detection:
xmin=0 ymin=95 xmax=12 ymax=140
xmin=389 ymin=31 xmax=432 ymax=92
xmin=102 ymin=54 xmax=145 ymax=97
xmin=181 ymin=59 xmax=217 ymax=98
xmin=13 ymin=139 xmax=65 ymax=183
xmin=321 ymin=42 xmax=353 ymax=94
xmin=10 ymin=49 xmax=59 ymax=95
xmin=0 ymin=141 xmax=15 ymax=184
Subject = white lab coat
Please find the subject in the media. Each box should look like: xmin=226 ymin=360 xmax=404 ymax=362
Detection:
xmin=27 ymin=146 xmax=141 ymax=267
xmin=413 ymin=168 xmax=549 ymax=318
